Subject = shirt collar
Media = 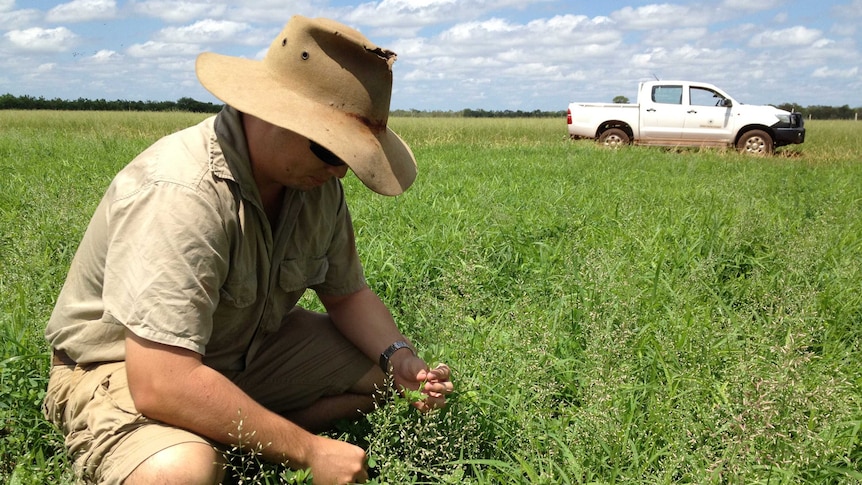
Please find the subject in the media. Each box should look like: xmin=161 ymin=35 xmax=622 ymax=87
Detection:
xmin=212 ymin=105 xmax=261 ymax=201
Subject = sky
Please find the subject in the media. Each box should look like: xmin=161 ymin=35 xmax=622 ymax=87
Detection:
xmin=1 ymin=0 xmax=860 ymax=111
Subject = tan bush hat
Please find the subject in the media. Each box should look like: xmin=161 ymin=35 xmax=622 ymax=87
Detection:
xmin=195 ymin=15 xmax=417 ymax=196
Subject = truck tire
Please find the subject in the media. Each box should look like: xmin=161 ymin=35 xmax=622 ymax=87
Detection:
xmin=736 ymin=130 xmax=774 ymax=155
xmin=598 ymin=128 xmax=630 ymax=148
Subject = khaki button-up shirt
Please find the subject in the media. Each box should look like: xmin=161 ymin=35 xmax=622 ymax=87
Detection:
xmin=45 ymin=107 xmax=367 ymax=371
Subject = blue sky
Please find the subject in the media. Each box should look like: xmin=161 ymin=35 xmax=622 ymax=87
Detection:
xmin=1 ymin=0 xmax=859 ymax=111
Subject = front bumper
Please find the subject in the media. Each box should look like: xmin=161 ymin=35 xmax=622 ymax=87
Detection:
xmin=773 ymin=113 xmax=805 ymax=147
xmin=774 ymin=127 xmax=805 ymax=146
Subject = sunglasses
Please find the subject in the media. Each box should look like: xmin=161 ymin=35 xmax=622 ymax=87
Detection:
xmin=309 ymin=140 xmax=346 ymax=167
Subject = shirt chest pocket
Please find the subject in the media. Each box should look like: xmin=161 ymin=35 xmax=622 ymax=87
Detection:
xmin=219 ymin=269 xmax=258 ymax=308
xmin=279 ymin=256 xmax=329 ymax=293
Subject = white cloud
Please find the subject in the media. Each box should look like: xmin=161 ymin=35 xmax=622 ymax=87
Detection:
xmin=220 ymin=1 xmax=318 ymax=25
xmin=4 ymin=27 xmax=78 ymax=52
xmin=611 ymin=4 xmax=705 ymax=30
xmin=342 ymin=0 xmax=556 ymax=35
xmin=812 ymin=66 xmax=859 ymax=78
xmin=641 ymin=27 xmax=708 ymax=46
xmin=343 ymin=0 xmax=458 ymax=35
xmin=437 ymin=14 xmax=618 ymax=53
xmin=528 ymin=15 xmax=620 ymax=47
xmin=156 ymin=19 xmax=252 ymax=44
xmin=126 ymin=40 xmax=200 ymax=58
xmin=131 ymin=0 xmax=227 ymax=23
xmin=0 ymin=7 xmax=40 ymax=29
xmin=90 ymin=49 xmax=122 ymax=62
xmin=629 ymin=45 xmax=736 ymax=82
xmin=46 ymin=0 xmax=117 ymax=23
xmin=36 ymin=63 xmax=56 ymax=73
xmin=831 ymin=0 xmax=862 ymax=18
xmin=720 ymin=0 xmax=782 ymax=11
xmin=749 ymin=26 xmax=822 ymax=48
xmin=441 ymin=17 xmax=514 ymax=43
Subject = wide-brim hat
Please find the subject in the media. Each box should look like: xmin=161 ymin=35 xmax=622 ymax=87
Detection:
xmin=195 ymin=15 xmax=416 ymax=196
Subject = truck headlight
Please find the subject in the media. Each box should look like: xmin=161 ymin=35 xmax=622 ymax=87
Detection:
xmin=775 ymin=114 xmax=791 ymax=125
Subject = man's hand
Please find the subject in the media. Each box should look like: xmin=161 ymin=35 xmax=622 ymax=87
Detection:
xmin=389 ymin=353 xmax=454 ymax=412
xmin=307 ymin=436 xmax=368 ymax=484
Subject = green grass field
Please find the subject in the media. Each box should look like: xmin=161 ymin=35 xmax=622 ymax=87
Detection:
xmin=1 ymin=111 xmax=860 ymax=483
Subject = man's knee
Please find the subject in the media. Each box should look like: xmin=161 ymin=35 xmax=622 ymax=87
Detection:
xmin=125 ymin=442 xmax=225 ymax=485
xmin=352 ymin=364 xmax=387 ymax=396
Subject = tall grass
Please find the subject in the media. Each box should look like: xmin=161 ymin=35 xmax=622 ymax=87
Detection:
xmin=1 ymin=112 xmax=860 ymax=483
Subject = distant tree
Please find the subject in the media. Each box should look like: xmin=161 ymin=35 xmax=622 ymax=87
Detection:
xmin=777 ymin=102 xmax=804 ymax=113
xmin=613 ymin=95 xmax=629 ymax=104
xmin=176 ymin=97 xmax=220 ymax=112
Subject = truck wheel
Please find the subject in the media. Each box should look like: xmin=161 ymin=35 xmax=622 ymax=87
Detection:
xmin=736 ymin=130 xmax=774 ymax=155
xmin=598 ymin=128 xmax=630 ymax=148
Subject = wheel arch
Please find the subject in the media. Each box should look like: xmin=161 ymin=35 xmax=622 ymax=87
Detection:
xmin=596 ymin=120 xmax=634 ymax=140
xmin=734 ymin=124 xmax=774 ymax=146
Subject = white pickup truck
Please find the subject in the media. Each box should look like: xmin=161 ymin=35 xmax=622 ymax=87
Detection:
xmin=567 ymin=81 xmax=805 ymax=155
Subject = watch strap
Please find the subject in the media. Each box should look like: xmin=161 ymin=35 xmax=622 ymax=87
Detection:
xmin=379 ymin=341 xmax=414 ymax=373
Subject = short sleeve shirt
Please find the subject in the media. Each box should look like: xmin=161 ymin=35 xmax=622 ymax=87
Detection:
xmin=45 ymin=107 xmax=367 ymax=371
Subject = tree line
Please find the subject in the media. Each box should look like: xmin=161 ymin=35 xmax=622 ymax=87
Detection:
xmin=775 ymin=103 xmax=860 ymax=121
xmin=390 ymin=108 xmax=566 ymax=118
xmin=0 ymin=94 xmax=566 ymax=117
xmin=0 ymin=93 xmax=858 ymax=119
xmin=0 ymin=94 xmax=222 ymax=113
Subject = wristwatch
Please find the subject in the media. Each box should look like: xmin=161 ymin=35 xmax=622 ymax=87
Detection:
xmin=379 ymin=341 xmax=415 ymax=373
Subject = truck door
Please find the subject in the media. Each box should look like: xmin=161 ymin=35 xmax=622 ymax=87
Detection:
xmin=682 ymin=86 xmax=733 ymax=143
xmin=640 ymin=84 xmax=686 ymax=141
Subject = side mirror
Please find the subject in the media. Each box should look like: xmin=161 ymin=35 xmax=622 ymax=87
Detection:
xmin=722 ymin=99 xmax=733 ymax=108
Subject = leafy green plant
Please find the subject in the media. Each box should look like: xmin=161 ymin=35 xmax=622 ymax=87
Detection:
xmin=0 ymin=303 xmax=70 ymax=483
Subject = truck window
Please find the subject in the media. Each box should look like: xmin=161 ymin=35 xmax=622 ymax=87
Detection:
xmin=652 ymin=85 xmax=682 ymax=105
xmin=690 ymin=87 xmax=726 ymax=106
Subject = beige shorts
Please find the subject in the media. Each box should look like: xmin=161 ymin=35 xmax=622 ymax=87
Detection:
xmin=43 ymin=307 xmax=374 ymax=484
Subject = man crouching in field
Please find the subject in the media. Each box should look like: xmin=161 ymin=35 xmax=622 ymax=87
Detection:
xmin=42 ymin=15 xmax=453 ymax=485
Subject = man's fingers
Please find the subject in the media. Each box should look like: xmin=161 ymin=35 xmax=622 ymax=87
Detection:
xmin=423 ymin=380 xmax=453 ymax=395
xmin=418 ymin=362 xmax=451 ymax=381
xmin=412 ymin=393 xmax=447 ymax=412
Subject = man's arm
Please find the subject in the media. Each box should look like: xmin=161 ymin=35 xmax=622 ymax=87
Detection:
xmin=124 ymin=330 xmax=368 ymax=483
xmin=319 ymin=286 xmax=453 ymax=410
